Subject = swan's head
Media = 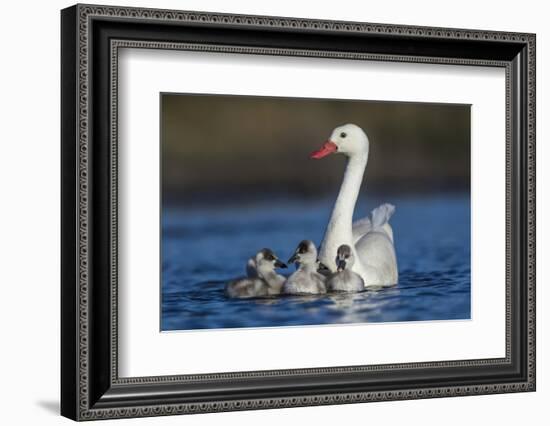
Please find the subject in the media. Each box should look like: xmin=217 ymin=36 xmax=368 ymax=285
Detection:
xmin=255 ymin=248 xmax=286 ymax=276
xmin=311 ymin=124 xmax=369 ymax=159
xmin=288 ymin=240 xmax=317 ymax=266
xmin=335 ymin=244 xmax=355 ymax=272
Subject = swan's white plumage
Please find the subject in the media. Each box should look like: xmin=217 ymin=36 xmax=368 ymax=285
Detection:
xmin=313 ymin=124 xmax=398 ymax=287
xmin=352 ymin=204 xmax=395 ymax=243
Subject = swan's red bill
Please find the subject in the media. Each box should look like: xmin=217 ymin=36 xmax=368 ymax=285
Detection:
xmin=310 ymin=141 xmax=338 ymax=159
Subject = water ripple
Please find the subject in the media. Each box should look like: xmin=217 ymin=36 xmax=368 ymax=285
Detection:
xmin=161 ymin=194 xmax=471 ymax=330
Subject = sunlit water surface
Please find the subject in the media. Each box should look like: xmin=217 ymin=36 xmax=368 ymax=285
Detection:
xmin=161 ymin=194 xmax=470 ymax=331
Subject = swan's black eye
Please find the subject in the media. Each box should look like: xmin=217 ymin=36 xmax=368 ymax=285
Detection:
xmin=340 ymin=132 xmax=347 ymax=138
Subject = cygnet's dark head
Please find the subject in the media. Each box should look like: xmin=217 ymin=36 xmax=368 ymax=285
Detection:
xmin=255 ymin=248 xmax=287 ymax=274
xmin=336 ymin=244 xmax=355 ymax=272
xmin=288 ymin=240 xmax=318 ymax=266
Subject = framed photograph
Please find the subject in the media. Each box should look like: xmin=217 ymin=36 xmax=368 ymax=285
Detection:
xmin=61 ymin=4 xmax=536 ymax=421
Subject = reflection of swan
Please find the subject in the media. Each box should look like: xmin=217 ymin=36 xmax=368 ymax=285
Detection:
xmin=283 ymin=240 xmax=327 ymax=295
xmin=311 ymin=124 xmax=398 ymax=287
xmin=225 ymin=249 xmax=287 ymax=298
xmin=326 ymin=244 xmax=365 ymax=292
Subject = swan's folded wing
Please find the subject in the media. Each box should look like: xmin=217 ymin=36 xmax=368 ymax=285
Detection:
xmin=353 ymin=203 xmax=395 ymax=243
xmin=352 ymin=216 xmax=372 ymax=241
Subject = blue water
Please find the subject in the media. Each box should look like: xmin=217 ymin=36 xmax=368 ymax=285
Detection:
xmin=161 ymin=193 xmax=470 ymax=331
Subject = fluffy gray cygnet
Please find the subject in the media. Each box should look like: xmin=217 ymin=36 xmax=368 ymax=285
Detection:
xmin=283 ymin=240 xmax=327 ymax=295
xmin=225 ymin=249 xmax=287 ymax=298
xmin=326 ymin=244 xmax=365 ymax=293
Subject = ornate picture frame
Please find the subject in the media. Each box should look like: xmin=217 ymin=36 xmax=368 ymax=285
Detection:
xmin=61 ymin=4 xmax=535 ymax=421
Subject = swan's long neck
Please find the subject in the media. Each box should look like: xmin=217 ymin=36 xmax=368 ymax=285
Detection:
xmin=319 ymin=152 xmax=368 ymax=268
xmin=332 ymin=153 xmax=367 ymax=228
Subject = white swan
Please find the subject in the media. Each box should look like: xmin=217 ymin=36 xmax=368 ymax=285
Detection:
xmin=283 ymin=240 xmax=327 ymax=295
xmin=326 ymin=244 xmax=365 ymax=292
xmin=311 ymin=123 xmax=398 ymax=287
xmin=225 ymin=249 xmax=287 ymax=298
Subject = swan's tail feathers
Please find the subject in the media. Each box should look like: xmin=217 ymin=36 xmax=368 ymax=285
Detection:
xmin=370 ymin=203 xmax=396 ymax=228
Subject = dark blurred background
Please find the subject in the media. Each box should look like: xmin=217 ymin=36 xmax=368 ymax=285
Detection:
xmin=161 ymin=94 xmax=470 ymax=205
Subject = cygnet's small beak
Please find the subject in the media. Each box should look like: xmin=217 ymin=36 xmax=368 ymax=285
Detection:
xmin=310 ymin=141 xmax=337 ymax=159
xmin=337 ymin=259 xmax=346 ymax=272
xmin=274 ymin=259 xmax=287 ymax=269
xmin=287 ymin=253 xmax=299 ymax=264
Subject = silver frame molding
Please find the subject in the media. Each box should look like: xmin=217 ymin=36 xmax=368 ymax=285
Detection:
xmin=61 ymin=3 xmax=536 ymax=421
